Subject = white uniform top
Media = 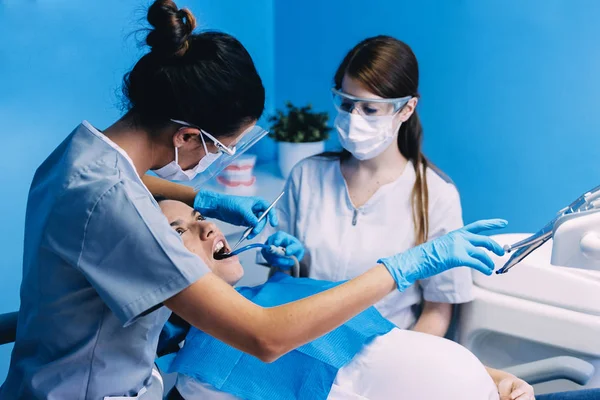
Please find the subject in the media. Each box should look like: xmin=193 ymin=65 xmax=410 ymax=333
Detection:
xmin=268 ymin=156 xmax=474 ymax=328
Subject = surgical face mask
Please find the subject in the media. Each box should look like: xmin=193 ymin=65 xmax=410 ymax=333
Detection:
xmin=181 ymin=150 xmax=222 ymax=179
xmin=153 ymin=134 xmax=222 ymax=181
xmin=334 ymin=110 xmax=401 ymax=160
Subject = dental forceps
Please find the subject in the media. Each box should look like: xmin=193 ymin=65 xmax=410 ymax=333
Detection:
xmin=497 ymin=184 xmax=600 ymax=274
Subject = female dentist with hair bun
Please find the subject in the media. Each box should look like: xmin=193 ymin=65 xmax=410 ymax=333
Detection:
xmin=0 ymin=2 xmax=506 ymax=399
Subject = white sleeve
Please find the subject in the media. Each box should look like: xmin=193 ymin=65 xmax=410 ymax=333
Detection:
xmin=274 ymin=166 xmax=300 ymax=238
xmin=255 ymin=165 xmax=301 ymax=265
xmin=419 ymin=184 xmax=474 ymax=304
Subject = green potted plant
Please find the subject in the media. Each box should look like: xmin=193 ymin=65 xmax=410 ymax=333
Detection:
xmin=269 ymin=101 xmax=331 ymax=178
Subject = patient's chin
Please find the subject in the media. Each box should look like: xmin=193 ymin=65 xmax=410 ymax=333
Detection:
xmin=215 ymin=263 xmax=244 ymax=286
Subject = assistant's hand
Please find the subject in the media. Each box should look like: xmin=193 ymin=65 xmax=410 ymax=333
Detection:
xmin=262 ymin=231 xmax=305 ymax=269
xmin=378 ymin=219 xmax=507 ymax=291
xmin=193 ymin=190 xmax=278 ymax=237
xmin=497 ymin=375 xmax=535 ymax=400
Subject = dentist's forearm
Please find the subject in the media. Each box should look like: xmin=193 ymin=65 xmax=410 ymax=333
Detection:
xmin=166 ymin=265 xmax=396 ymax=362
xmin=142 ymin=174 xmax=197 ymax=206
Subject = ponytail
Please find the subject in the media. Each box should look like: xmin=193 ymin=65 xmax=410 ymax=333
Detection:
xmin=399 ymin=112 xmax=429 ymax=245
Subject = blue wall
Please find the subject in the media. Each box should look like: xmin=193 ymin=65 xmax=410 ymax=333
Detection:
xmin=274 ymin=0 xmax=600 ymax=233
xmin=2 ymin=0 xmax=600 ymax=386
xmin=0 ymin=0 xmax=274 ymax=381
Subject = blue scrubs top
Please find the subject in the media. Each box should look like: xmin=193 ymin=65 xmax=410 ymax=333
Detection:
xmin=0 ymin=121 xmax=210 ymax=399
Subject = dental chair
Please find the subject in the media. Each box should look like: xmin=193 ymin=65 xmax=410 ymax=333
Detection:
xmin=458 ymin=186 xmax=600 ymax=395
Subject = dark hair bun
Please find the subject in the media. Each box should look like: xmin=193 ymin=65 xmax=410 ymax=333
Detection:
xmin=122 ymin=4 xmax=265 ymax=137
xmin=146 ymin=0 xmax=197 ymax=56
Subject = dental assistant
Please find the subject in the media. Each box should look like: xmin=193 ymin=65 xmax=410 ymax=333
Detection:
xmin=0 ymin=2 xmax=506 ymax=399
xmin=267 ymin=36 xmax=472 ymax=335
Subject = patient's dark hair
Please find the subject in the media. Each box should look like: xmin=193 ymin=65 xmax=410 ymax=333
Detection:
xmin=122 ymin=0 xmax=265 ymax=137
xmin=153 ymin=195 xmax=168 ymax=204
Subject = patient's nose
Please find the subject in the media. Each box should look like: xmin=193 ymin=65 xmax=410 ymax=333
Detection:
xmin=198 ymin=221 xmax=217 ymax=241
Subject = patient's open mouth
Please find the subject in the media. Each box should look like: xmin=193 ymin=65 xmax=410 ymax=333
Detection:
xmin=213 ymin=240 xmax=229 ymax=260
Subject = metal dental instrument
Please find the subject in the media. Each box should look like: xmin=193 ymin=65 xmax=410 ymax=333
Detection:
xmin=229 ymin=191 xmax=286 ymax=252
xmin=496 ymin=229 xmax=553 ymax=275
xmin=215 ymin=243 xmax=300 ymax=278
xmin=497 ymin=184 xmax=600 ymax=274
xmin=214 ymin=243 xmax=278 ymax=260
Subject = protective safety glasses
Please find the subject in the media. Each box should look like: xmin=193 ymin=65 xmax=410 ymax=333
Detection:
xmin=170 ymin=119 xmax=238 ymax=156
xmin=169 ymin=119 xmax=269 ymax=188
xmin=331 ymin=88 xmax=412 ymax=117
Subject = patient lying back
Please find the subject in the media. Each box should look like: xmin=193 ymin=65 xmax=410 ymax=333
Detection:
xmin=158 ymin=199 xmax=499 ymax=400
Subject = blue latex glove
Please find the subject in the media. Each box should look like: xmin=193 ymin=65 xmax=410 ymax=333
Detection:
xmin=378 ymin=219 xmax=507 ymax=291
xmin=262 ymin=231 xmax=305 ymax=269
xmin=193 ymin=190 xmax=278 ymax=238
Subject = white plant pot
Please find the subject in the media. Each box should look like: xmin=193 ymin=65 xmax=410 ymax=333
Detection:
xmin=277 ymin=141 xmax=325 ymax=178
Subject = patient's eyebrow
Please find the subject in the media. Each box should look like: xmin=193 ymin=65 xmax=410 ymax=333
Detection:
xmin=170 ymin=209 xmax=202 ymax=227
xmin=170 ymin=219 xmax=184 ymax=227
xmin=192 ymin=209 xmax=204 ymax=219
